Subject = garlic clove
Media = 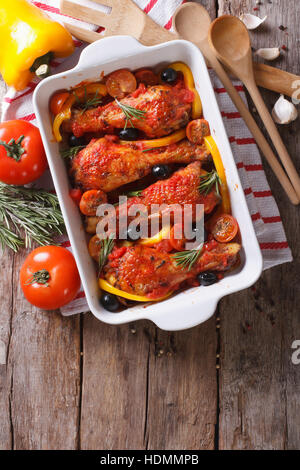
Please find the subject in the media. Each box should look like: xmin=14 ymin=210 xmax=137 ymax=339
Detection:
xmin=255 ymin=47 xmax=281 ymax=61
xmin=240 ymin=13 xmax=267 ymax=30
xmin=272 ymin=95 xmax=298 ymax=124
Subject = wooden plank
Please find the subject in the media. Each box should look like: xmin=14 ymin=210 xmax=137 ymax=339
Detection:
xmin=7 ymin=249 xmax=81 ymax=450
xmin=218 ymin=0 xmax=300 ymax=450
xmin=80 ymin=315 xmax=150 ymax=450
xmin=0 ymin=248 xmax=14 ymax=450
xmin=146 ymin=317 xmax=218 ymax=450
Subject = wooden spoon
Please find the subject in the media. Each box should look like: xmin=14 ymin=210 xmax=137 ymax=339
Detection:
xmin=209 ymin=15 xmax=300 ymax=201
xmin=173 ymin=3 xmax=299 ymax=205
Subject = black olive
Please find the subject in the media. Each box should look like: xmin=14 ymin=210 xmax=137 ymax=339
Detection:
xmin=126 ymin=225 xmax=141 ymax=241
xmin=197 ymin=271 xmax=218 ymax=287
xmin=100 ymin=293 xmax=120 ymax=312
xmin=68 ymin=134 xmax=85 ymax=147
xmin=119 ymin=128 xmax=140 ymax=141
xmin=161 ymin=68 xmax=178 ymax=83
xmin=152 ymin=164 xmax=171 ymax=180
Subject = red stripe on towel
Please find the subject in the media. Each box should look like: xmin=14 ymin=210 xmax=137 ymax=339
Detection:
xmin=144 ymin=0 xmax=159 ymax=13
xmin=260 ymin=242 xmax=289 ymax=250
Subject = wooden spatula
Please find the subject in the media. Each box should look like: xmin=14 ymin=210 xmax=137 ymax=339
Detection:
xmin=60 ymin=0 xmax=300 ymax=99
xmin=60 ymin=0 xmax=175 ymax=45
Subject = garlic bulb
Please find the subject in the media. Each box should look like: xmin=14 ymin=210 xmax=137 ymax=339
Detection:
xmin=272 ymin=95 xmax=298 ymax=124
xmin=240 ymin=13 xmax=267 ymax=30
xmin=255 ymin=47 xmax=281 ymax=61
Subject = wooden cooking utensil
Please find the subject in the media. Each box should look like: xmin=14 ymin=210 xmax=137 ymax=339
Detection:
xmin=60 ymin=0 xmax=300 ymax=98
xmin=60 ymin=0 xmax=174 ymax=45
xmin=209 ymin=15 xmax=300 ymax=201
xmin=172 ymin=2 xmax=299 ymax=205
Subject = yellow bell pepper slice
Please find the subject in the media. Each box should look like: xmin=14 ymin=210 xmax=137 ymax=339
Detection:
xmin=52 ymin=84 xmax=108 ymax=142
xmin=139 ymin=224 xmax=171 ymax=246
xmin=53 ymin=94 xmax=76 ymax=142
xmin=99 ymin=278 xmax=172 ymax=302
xmin=121 ymin=129 xmax=186 ymax=149
xmin=169 ymin=62 xmax=202 ymax=119
xmin=204 ymin=136 xmax=231 ymax=214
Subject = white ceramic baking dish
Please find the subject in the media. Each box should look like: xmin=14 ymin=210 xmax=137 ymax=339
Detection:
xmin=33 ymin=36 xmax=262 ymax=331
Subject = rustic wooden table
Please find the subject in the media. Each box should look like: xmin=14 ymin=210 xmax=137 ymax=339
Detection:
xmin=0 ymin=0 xmax=299 ymax=450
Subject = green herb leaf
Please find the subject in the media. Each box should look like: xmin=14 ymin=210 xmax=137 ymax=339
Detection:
xmin=199 ymin=170 xmax=221 ymax=196
xmin=0 ymin=183 xmax=65 ymax=252
xmin=172 ymin=245 xmax=203 ymax=271
xmin=125 ymin=189 xmax=143 ymax=197
xmin=75 ymin=87 xmax=103 ymax=114
xmin=60 ymin=145 xmax=86 ymax=159
xmin=115 ymin=99 xmax=146 ymax=129
xmin=98 ymin=234 xmax=115 ymax=273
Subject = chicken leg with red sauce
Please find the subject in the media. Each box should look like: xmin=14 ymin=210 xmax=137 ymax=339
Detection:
xmin=88 ymin=163 xmax=220 ymax=238
xmin=70 ymin=137 xmax=210 ymax=192
xmin=65 ymin=83 xmax=194 ymax=138
xmin=102 ymin=242 xmax=240 ymax=299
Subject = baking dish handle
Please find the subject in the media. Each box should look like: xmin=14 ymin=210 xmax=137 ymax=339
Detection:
xmin=76 ymin=35 xmax=148 ymax=69
xmin=150 ymin=297 xmax=220 ymax=331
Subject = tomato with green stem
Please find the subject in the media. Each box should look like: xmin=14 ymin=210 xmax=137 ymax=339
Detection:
xmin=0 ymin=120 xmax=47 ymax=185
xmin=20 ymin=246 xmax=81 ymax=310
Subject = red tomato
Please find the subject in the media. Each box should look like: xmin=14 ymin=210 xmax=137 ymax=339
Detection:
xmin=79 ymin=189 xmax=107 ymax=216
xmin=20 ymin=246 xmax=81 ymax=310
xmin=186 ymin=119 xmax=211 ymax=144
xmin=69 ymin=188 xmax=82 ymax=206
xmin=106 ymin=69 xmax=137 ymax=98
xmin=0 ymin=120 xmax=47 ymax=185
xmin=49 ymin=91 xmax=70 ymax=115
xmin=212 ymin=214 xmax=239 ymax=243
xmin=170 ymin=224 xmax=186 ymax=251
xmin=135 ymin=68 xmax=159 ymax=86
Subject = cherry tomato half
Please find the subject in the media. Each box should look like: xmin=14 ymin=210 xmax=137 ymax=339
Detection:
xmin=186 ymin=119 xmax=211 ymax=144
xmin=20 ymin=246 xmax=81 ymax=310
xmin=69 ymin=188 xmax=83 ymax=206
xmin=106 ymin=69 xmax=137 ymax=98
xmin=135 ymin=68 xmax=159 ymax=86
xmin=212 ymin=214 xmax=239 ymax=243
xmin=79 ymin=189 xmax=107 ymax=216
xmin=49 ymin=91 xmax=70 ymax=115
xmin=0 ymin=120 xmax=47 ymax=185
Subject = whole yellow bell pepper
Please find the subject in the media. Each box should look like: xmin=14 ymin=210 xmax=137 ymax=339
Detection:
xmin=0 ymin=0 xmax=74 ymax=91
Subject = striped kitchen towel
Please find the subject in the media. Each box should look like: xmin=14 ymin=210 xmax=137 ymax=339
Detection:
xmin=1 ymin=0 xmax=292 ymax=315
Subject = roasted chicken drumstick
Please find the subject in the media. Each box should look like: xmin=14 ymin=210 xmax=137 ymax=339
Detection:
xmin=65 ymin=83 xmax=193 ymax=138
xmin=103 ymin=242 xmax=241 ymax=299
xmin=70 ymin=138 xmax=210 ymax=192
xmin=86 ymin=162 xmax=220 ymax=236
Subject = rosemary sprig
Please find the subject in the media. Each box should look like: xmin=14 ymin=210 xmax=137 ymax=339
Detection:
xmin=115 ymin=99 xmax=146 ymax=129
xmin=126 ymin=189 xmax=143 ymax=197
xmin=60 ymin=145 xmax=86 ymax=159
xmin=172 ymin=245 xmax=203 ymax=271
xmin=75 ymin=88 xmax=103 ymax=113
xmin=199 ymin=170 xmax=221 ymax=196
xmin=0 ymin=183 xmax=65 ymax=252
xmin=98 ymin=234 xmax=115 ymax=273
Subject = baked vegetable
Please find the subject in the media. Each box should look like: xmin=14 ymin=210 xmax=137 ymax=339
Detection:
xmin=0 ymin=0 xmax=74 ymax=90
